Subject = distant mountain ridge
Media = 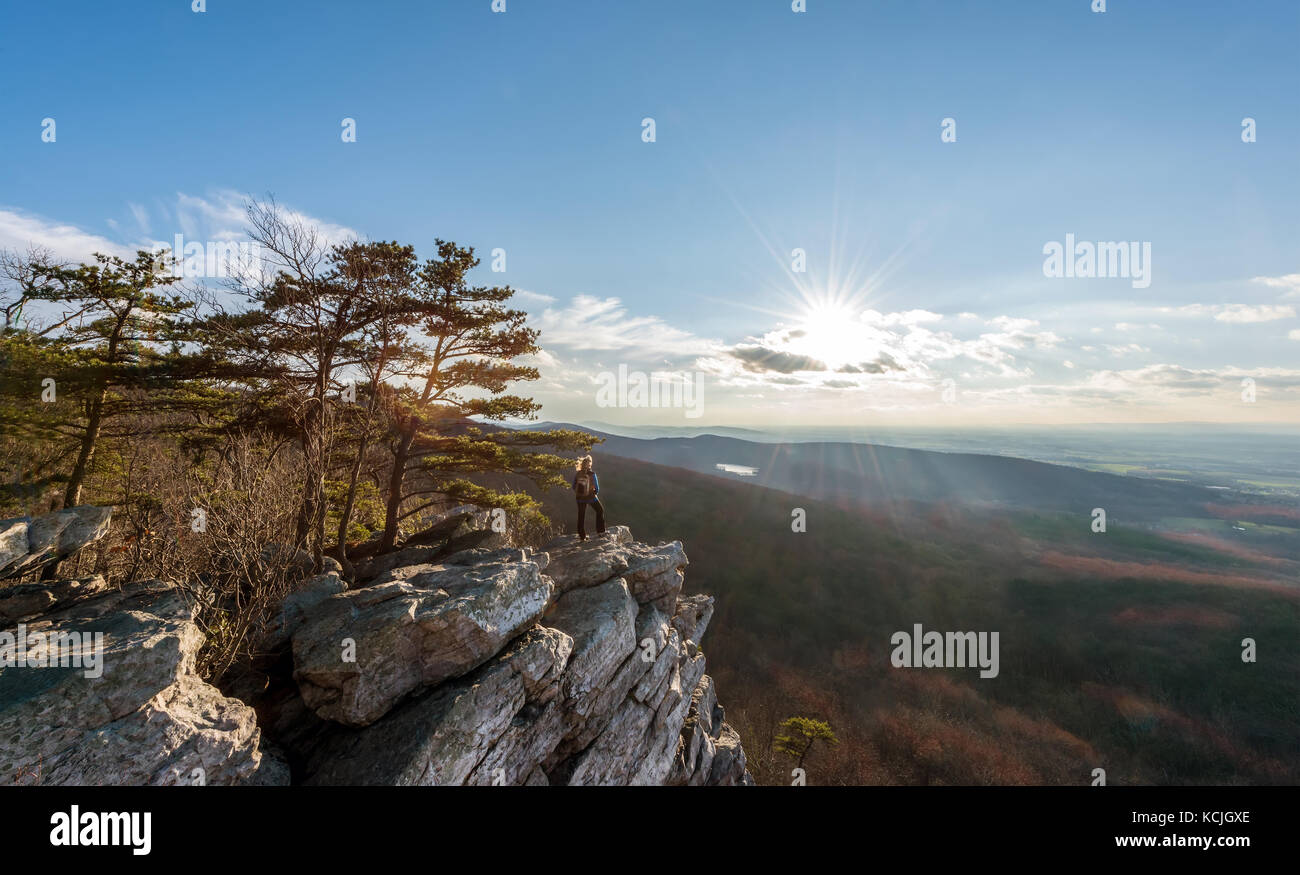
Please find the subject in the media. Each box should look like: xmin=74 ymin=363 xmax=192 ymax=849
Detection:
xmin=522 ymin=422 xmax=1231 ymax=522
xmin=528 ymin=420 xmax=773 ymax=441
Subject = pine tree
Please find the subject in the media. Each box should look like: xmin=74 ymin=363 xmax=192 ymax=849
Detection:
xmin=774 ymin=716 xmax=840 ymax=772
xmin=0 ymin=249 xmax=199 ymax=510
xmin=377 ymin=239 xmax=595 ymax=551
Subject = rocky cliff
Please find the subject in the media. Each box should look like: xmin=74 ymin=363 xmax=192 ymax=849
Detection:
xmin=0 ymin=506 xmax=751 ymax=786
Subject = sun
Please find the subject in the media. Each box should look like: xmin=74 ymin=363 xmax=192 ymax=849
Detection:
xmin=792 ymin=299 xmax=868 ymax=370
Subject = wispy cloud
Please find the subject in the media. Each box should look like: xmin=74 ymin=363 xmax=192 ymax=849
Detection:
xmin=0 ymin=208 xmax=135 ymax=261
xmin=1 ymin=192 xmax=360 ymax=269
xmin=513 ymin=289 xmax=556 ymax=306
xmin=1162 ymin=303 xmax=1296 ymax=323
xmin=1214 ymin=304 xmax=1295 ymax=323
xmin=531 ymin=295 xmax=716 ymax=355
xmin=1251 ymin=272 xmax=1300 ymax=298
xmin=164 ymin=190 xmax=358 ymax=249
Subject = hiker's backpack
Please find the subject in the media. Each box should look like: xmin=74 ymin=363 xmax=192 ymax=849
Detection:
xmin=575 ymin=472 xmax=594 ymax=499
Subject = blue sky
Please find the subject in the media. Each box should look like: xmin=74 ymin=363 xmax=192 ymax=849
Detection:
xmin=3 ymin=0 xmax=1298 ymax=425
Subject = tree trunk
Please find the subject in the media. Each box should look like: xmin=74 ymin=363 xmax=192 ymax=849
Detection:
xmin=295 ymin=402 xmax=322 ymax=551
xmin=379 ymin=422 xmax=416 ymax=552
xmin=295 ymin=451 xmax=317 ymax=549
xmin=381 ymin=354 xmax=440 ymax=553
xmin=64 ymin=391 xmax=105 ymax=509
xmin=332 ymin=431 xmax=370 ymax=578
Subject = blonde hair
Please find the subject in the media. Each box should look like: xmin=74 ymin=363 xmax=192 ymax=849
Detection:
xmin=575 ymin=455 xmax=593 ymax=472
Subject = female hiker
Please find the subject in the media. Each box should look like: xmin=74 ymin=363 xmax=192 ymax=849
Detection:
xmin=572 ymin=455 xmax=606 ymax=540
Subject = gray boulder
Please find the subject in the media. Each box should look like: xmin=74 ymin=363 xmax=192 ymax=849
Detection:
xmin=0 ymin=574 xmax=114 ymax=623
xmin=541 ymin=529 xmax=688 ymax=606
xmin=302 ymin=626 xmax=572 ymax=785
xmin=352 ymin=545 xmax=442 ymax=582
xmin=291 ymin=553 xmax=553 ymax=726
xmin=259 ymin=572 xmax=347 ymax=651
xmin=545 ymin=578 xmax=638 ymax=714
xmin=669 ymin=673 xmax=753 ymax=787
xmin=0 ymin=506 xmax=112 ymax=579
xmin=0 ymin=579 xmax=283 ymax=785
xmin=672 ymin=593 xmax=715 ymax=644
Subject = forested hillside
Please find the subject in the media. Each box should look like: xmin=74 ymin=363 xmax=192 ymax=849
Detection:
xmin=531 ymin=452 xmax=1300 ymax=785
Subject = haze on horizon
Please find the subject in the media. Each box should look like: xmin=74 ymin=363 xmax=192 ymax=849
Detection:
xmin=2 ymin=1 xmax=1297 ymax=428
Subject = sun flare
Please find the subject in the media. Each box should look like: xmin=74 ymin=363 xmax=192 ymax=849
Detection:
xmin=791 ymin=299 xmax=868 ymax=370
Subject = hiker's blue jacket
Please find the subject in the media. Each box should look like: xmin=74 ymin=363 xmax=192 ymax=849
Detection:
xmin=573 ymin=472 xmax=600 ymax=503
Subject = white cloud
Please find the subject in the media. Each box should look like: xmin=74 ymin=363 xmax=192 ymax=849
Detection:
xmin=1 ymin=192 xmax=361 ymax=272
xmin=167 ymin=191 xmax=358 ymax=248
xmin=1214 ymin=304 xmax=1295 ymax=323
xmin=513 ymin=289 xmax=556 ymax=306
xmin=531 ymin=295 xmax=716 ymax=355
xmin=127 ymin=202 xmax=150 ymax=235
xmin=1163 ymin=302 xmax=1296 ymax=323
xmin=1251 ymin=273 xmax=1300 ymax=297
xmin=0 ymin=208 xmax=135 ymax=262
xmin=861 ymin=308 xmax=943 ymax=327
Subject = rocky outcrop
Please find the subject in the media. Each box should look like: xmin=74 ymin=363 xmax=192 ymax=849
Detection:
xmin=0 ymin=503 xmax=750 ymax=787
xmin=0 ymin=506 xmax=112 ymax=579
xmin=275 ymin=522 xmax=751 ymax=786
xmin=670 ymin=674 xmax=751 ymax=785
xmin=302 ymin=626 xmax=572 ymax=785
xmin=0 ymin=579 xmax=285 ymax=785
xmin=0 ymin=574 xmax=114 ymax=623
xmin=291 ymin=550 xmax=553 ymax=726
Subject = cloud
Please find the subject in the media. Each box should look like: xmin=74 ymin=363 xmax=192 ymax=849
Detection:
xmin=167 ymin=191 xmax=358 ymax=249
xmin=1 ymin=193 xmax=364 ymax=275
xmin=127 ymin=202 xmax=150 ymax=235
xmin=836 ymin=352 xmax=903 ymax=374
xmin=512 ymin=289 xmax=556 ymax=306
xmin=1163 ymin=303 xmax=1296 ymax=323
xmin=531 ymin=295 xmax=715 ymax=354
xmin=1289 ymin=329 xmax=1300 ymax=341
xmin=860 ymin=308 xmax=943 ymax=327
xmin=963 ymin=363 xmax=1300 ymax=413
xmin=1214 ymin=304 xmax=1295 ymax=323
xmin=730 ymin=345 xmax=829 ymax=374
xmin=983 ymin=315 xmax=1062 ymax=347
xmin=0 ymin=208 xmax=135 ymax=262
xmin=718 ymin=309 xmax=1065 ymax=388
xmin=1251 ymin=273 xmax=1300 ymax=297
xmin=1084 ymin=363 xmax=1300 ymax=398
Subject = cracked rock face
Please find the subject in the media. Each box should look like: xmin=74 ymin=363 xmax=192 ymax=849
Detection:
xmin=0 ymin=574 xmax=114 ymax=623
xmin=0 ymin=506 xmax=112 ymax=580
xmin=0 ymin=579 xmax=285 ymax=786
xmin=0 ymin=503 xmax=749 ymax=787
xmin=291 ymin=554 xmax=554 ymax=727
xmin=302 ymin=627 xmax=573 ymax=786
xmin=287 ymin=524 xmax=750 ymax=787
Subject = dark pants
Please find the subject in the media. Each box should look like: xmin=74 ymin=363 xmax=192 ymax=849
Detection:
xmin=577 ymin=498 xmax=605 ymax=537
